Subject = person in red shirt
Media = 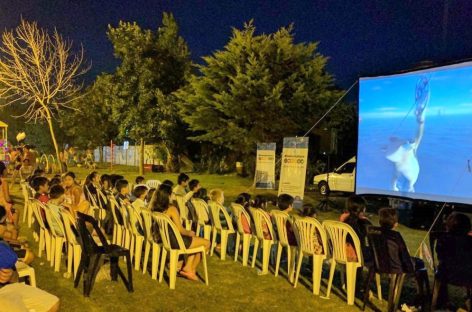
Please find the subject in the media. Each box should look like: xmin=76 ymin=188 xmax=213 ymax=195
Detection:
xmin=31 ymin=177 xmax=50 ymax=204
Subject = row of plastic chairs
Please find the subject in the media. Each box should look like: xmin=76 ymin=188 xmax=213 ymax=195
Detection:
xmin=107 ymin=195 xmax=208 ymax=290
xmin=226 ymin=203 xmax=370 ymax=305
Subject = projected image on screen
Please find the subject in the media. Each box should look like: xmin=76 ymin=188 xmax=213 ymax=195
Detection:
xmin=357 ymin=62 xmax=472 ymax=204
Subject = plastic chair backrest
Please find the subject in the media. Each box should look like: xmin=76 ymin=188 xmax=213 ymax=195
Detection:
xmin=175 ymin=195 xmax=189 ymax=219
xmin=230 ymin=203 xmax=251 ymax=235
xmin=191 ymin=198 xmax=210 ymax=226
xmin=141 ymin=210 xmax=153 ymax=242
xmin=126 ymin=205 xmax=142 ymax=235
xmin=118 ymin=203 xmax=130 ymax=230
xmin=61 ymin=211 xmax=79 ymax=245
xmin=76 ymin=212 xmax=109 ymax=256
xmin=209 ymin=201 xmax=234 ymax=232
xmin=108 ymin=196 xmax=123 ymax=226
xmin=323 ymin=220 xmax=363 ymax=265
xmin=84 ymin=185 xmax=99 ymax=208
xmin=20 ymin=183 xmax=29 ymax=203
xmin=96 ymin=188 xmax=108 ymax=210
xmin=42 ymin=203 xmax=65 ymax=237
xmin=146 ymin=180 xmax=161 ymax=189
xmin=250 ymin=208 xmax=275 ymax=241
xmin=294 ymin=217 xmax=328 ymax=256
xmin=152 ymin=212 xmax=186 ymax=251
xmin=271 ymin=210 xmax=291 ymax=246
xmin=367 ymin=226 xmax=413 ymax=274
xmin=31 ymin=200 xmax=47 ymax=230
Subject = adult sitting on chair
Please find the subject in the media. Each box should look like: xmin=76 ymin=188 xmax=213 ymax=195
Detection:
xmin=151 ymin=184 xmax=210 ymax=281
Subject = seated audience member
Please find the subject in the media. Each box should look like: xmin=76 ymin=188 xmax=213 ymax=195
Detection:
xmin=31 ymin=176 xmax=50 ymax=204
xmin=302 ymin=203 xmax=317 ymax=218
xmin=193 ymin=188 xmax=209 ymax=202
xmin=162 ymin=179 xmax=174 ymax=188
xmin=277 ymin=194 xmax=297 ymax=246
xmin=435 ymin=212 xmax=472 ymax=309
xmin=185 ymin=179 xmax=201 ymax=202
xmin=20 ymin=158 xmax=34 ymax=180
xmin=63 ymin=172 xmax=90 ymax=215
xmin=49 ymin=177 xmax=62 ymax=188
xmin=253 ymin=195 xmax=272 ymax=240
xmin=0 ymin=162 xmax=12 ymax=204
xmin=100 ymin=174 xmax=112 ymax=195
xmin=0 ymin=206 xmax=18 ymax=240
xmin=115 ymin=179 xmax=131 ymax=206
xmin=83 ymin=171 xmax=100 ymax=201
xmin=132 ymin=185 xmax=148 ymax=212
xmin=146 ymin=188 xmax=156 ymax=206
xmin=235 ymin=193 xmax=252 ymax=234
xmin=46 ymin=185 xmax=75 ymax=237
xmin=209 ymin=188 xmax=230 ymax=224
xmin=135 ymin=176 xmax=145 ymax=186
xmin=151 ymin=186 xmax=210 ymax=281
xmin=173 ymin=173 xmax=189 ymax=197
xmin=342 ymin=195 xmax=372 ymax=262
xmin=0 ymin=242 xmax=60 ymax=312
xmin=109 ymin=174 xmax=125 ymax=194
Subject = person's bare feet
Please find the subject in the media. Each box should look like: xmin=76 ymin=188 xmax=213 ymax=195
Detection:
xmin=179 ymin=269 xmax=198 ymax=281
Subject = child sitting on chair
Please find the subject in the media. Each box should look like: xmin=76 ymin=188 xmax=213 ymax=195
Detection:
xmin=277 ymin=194 xmax=297 ymax=246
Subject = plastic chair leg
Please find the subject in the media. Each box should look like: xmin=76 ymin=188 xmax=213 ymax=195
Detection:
xmin=73 ymin=245 xmax=81 ymax=279
xmin=345 ymin=262 xmax=358 ymax=305
xmin=287 ymin=247 xmax=295 ymax=283
xmin=312 ymin=255 xmax=323 ymax=295
xmin=151 ymin=243 xmax=160 ymax=280
xmin=293 ymin=250 xmax=304 ymax=288
xmin=242 ymin=235 xmax=250 ymax=267
xmin=134 ymin=236 xmax=144 ymax=271
xmin=261 ymin=240 xmax=271 ymax=274
xmin=54 ymin=237 xmax=64 ymax=272
xmin=220 ymin=231 xmax=228 ymax=260
xmin=375 ymin=273 xmax=383 ymax=301
xmin=202 ymin=250 xmax=209 ymax=286
xmin=252 ymin=239 xmax=259 ymax=268
xmin=142 ymin=241 xmax=151 ymax=274
xmin=210 ymin=229 xmax=217 ymax=256
xmin=38 ymin=229 xmax=44 ymax=258
xmin=159 ymin=249 xmax=167 ymax=283
xmin=67 ymin=244 xmax=73 ymax=277
xmin=275 ymin=243 xmax=283 ymax=277
xmin=196 ymin=224 xmax=201 ymax=237
xmin=234 ymin=233 xmax=241 ymax=262
xmin=49 ymin=236 xmax=55 ymax=267
xmin=29 ymin=269 xmax=36 ymax=287
xmin=325 ymin=260 xmax=337 ymax=299
xmin=169 ymin=251 xmax=178 ymax=290
xmin=204 ymin=226 xmax=211 ymax=240
xmin=45 ymin=231 xmax=51 ymax=262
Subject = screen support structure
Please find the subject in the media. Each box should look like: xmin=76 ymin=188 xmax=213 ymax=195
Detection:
xmin=317 ymin=152 xmax=337 ymax=211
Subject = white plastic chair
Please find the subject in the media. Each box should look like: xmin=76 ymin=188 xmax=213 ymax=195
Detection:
xmin=30 ymin=200 xmax=52 ymax=261
xmin=323 ymin=220 xmax=363 ymax=305
xmin=108 ymin=196 xmax=124 ymax=246
xmin=293 ymin=217 xmax=328 ymax=295
xmin=208 ymin=201 xmax=235 ymax=260
xmin=127 ymin=205 xmax=145 ymax=271
xmin=250 ymin=208 xmax=276 ymax=275
xmin=141 ymin=210 xmax=162 ymax=279
xmin=42 ymin=203 xmax=66 ymax=272
xmin=16 ymin=261 xmax=36 ymax=287
xmin=153 ymin=212 xmax=209 ymax=290
xmin=230 ymin=203 xmax=254 ymax=267
xmin=118 ymin=203 xmax=133 ymax=256
xmin=61 ymin=211 xmax=81 ymax=279
xmin=271 ymin=210 xmax=298 ymax=282
xmin=85 ymin=186 xmax=107 ymax=226
xmin=192 ymin=198 xmax=212 ymax=240
xmin=175 ymin=195 xmax=192 ymax=230
xmin=146 ymin=180 xmax=161 ymax=189
xmin=20 ymin=182 xmax=34 ymax=227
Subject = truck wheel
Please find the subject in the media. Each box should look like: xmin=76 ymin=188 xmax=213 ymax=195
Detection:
xmin=318 ymin=181 xmax=330 ymax=196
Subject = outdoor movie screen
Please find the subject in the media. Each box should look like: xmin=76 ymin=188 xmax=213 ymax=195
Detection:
xmin=357 ymin=61 xmax=472 ymax=204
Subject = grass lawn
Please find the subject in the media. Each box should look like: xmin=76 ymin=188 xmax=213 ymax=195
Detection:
xmin=10 ymin=165 xmax=429 ymax=312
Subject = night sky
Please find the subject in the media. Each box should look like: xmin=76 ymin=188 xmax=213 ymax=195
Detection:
xmin=1 ymin=0 xmax=472 ymax=87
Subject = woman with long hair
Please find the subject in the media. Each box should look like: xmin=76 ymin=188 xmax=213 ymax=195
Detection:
xmin=63 ymin=172 xmax=90 ymax=215
xmin=151 ymin=184 xmax=210 ymax=281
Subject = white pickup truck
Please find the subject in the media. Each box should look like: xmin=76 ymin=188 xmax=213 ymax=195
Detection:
xmin=313 ymin=156 xmax=356 ymax=195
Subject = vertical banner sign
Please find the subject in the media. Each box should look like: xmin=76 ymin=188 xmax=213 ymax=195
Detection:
xmin=278 ymin=137 xmax=309 ymax=207
xmin=254 ymin=143 xmax=276 ymax=189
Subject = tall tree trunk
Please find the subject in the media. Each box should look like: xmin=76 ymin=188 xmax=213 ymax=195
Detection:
xmin=139 ymin=138 xmax=144 ymax=175
xmin=45 ymin=111 xmax=62 ymax=173
xmin=99 ymin=146 xmax=103 ymax=163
